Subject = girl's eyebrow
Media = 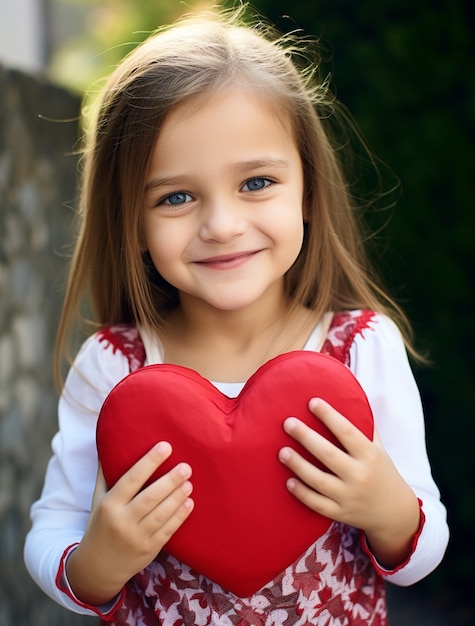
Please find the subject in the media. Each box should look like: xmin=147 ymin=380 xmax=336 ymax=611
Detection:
xmin=233 ymin=157 xmax=290 ymax=172
xmin=145 ymin=175 xmax=189 ymax=192
xmin=145 ymin=158 xmax=290 ymax=192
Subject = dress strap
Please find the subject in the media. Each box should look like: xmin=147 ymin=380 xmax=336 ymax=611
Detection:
xmin=97 ymin=324 xmax=146 ymax=372
xmin=96 ymin=310 xmax=376 ymax=373
xmin=321 ymin=310 xmax=376 ymax=366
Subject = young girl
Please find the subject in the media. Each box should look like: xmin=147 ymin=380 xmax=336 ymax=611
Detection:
xmin=24 ymin=6 xmax=449 ymax=625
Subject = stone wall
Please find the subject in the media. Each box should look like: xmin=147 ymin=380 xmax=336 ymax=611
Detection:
xmin=0 ymin=67 xmax=95 ymax=625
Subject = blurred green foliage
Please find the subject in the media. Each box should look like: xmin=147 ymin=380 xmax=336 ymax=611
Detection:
xmin=252 ymin=0 xmax=474 ymax=594
xmin=50 ymin=0 xmax=474 ymax=596
xmin=48 ymin=0 xmax=210 ymax=92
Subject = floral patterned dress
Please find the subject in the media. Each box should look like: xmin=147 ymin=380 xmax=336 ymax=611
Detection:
xmin=95 ymin=310 xmax=388 ymax=626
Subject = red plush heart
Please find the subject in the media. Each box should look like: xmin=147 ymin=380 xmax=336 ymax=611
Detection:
xmin=97 ymin=350 xmax=373 ymax=597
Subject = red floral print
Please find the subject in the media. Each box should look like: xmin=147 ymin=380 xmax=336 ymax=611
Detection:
xmin=98 ymin=311 xmax=386 ymax=625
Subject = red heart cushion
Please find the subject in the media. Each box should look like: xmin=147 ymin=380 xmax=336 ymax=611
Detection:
xmin=97 ymin=350 xmax=373 ymax=597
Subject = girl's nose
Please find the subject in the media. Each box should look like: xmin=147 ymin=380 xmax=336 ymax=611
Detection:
xmin=199 ymin=199 xmax=247 ymax=242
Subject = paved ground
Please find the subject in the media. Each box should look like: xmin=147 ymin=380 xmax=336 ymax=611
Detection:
xmin=387 ymin=585 xmax=475 ymax=625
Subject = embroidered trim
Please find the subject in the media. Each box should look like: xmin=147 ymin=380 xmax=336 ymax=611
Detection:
xmin=361 ymin=498 xmax=426 ymax=577
xmin=56 ymin=543 xmax=125 ymax=620
xmin=97 ymin=325 xmax=145 ymax=373
xmin=96 ymin=310 xmax=377 ymax=374
xmin=321 ymin=310 xmax=376 ymax=366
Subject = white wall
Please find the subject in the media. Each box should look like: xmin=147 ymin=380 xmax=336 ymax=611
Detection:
xmin=0 ymin=0 xmax=44 ymax=71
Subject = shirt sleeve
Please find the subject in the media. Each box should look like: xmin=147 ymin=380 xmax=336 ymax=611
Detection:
xmin=23 ymin=334 xmax=130 ymax=615
xmin=349 ymin=314 xmax=449 ymax=586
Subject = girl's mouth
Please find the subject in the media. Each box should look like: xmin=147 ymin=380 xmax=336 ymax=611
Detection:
xmin=194 ymin=250 xmax=261 ymax=270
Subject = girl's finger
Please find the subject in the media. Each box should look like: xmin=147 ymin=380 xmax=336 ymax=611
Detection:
xmin=282 ymin=415 xmax=349 ymax=476
xmin=285 ymin=475 xmax=338 ymax=519
xmin=148 ymin=488 xmax=195 ymax=543
xmin=308 ymin=398 xmax=371 ymax=454
xmin=132 ymin=461 xmax=193 ymax=523
xmin=91 ymin=463 xmax=108 ymax=508
xmin=279 ymin=445 xmax=340 ymax=498
xmin=111 ymin=441 xmax=174 ymax=503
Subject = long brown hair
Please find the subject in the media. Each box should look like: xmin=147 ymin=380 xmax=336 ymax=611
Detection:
xmin=55 ymin=5 xmax=418 ymax=386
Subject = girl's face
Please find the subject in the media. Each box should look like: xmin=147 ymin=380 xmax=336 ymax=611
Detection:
xmin=143 ymin=87 xmax=305 ymax=316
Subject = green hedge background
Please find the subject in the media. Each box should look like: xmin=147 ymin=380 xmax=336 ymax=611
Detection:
xmin=247 ymin=0 xmax=474 ymax=596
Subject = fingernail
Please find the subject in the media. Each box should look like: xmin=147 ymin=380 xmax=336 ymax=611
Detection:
xmin=177 ymin=463 xmax=192 ymax=478
xmin=183 ymin=498 xmax=194 ymax=512
xmin=155 ymin=441 xmax=172 ymax=455
xmin=309 ymin=397 xmax=322 ymax=410
xmin=182 ymin=481 xmax=193 ymax=495
xmin=279 ymin=447 xmax=292 ymax=462
xmin=287 ymin=478 xmax=297 ymax=492
xmin=283 ymin=417 xmax=298 ymax=432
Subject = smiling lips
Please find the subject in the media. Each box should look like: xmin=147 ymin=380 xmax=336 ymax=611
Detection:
xmin=194 ymin=250 xmax=262 ymax=270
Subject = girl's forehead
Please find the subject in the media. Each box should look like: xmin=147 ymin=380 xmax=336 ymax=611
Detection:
xmin=147 ymin=87 xmax=301 ymax=181
xmin=161 ymin=85 xmax=293 ymax=139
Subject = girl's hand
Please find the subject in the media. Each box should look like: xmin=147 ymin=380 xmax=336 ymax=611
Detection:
xmin=66 ymin=442 xmax=194 ymax=606
xmin=279 ymin=398 xmax=420 ymax=569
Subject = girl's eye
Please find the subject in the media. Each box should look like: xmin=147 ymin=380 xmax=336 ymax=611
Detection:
xmin=241 ymin=177 xmax=273 ymax=192
xmin=160 ymin=191 xmax=193 ymax=206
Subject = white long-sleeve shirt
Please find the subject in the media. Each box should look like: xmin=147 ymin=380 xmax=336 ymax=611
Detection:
xmin=24 ymin=312 xmax=449 ymax=618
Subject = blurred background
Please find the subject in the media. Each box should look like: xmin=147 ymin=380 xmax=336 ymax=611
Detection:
xmin=0 ymin=0 xmax=473 ymax=624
